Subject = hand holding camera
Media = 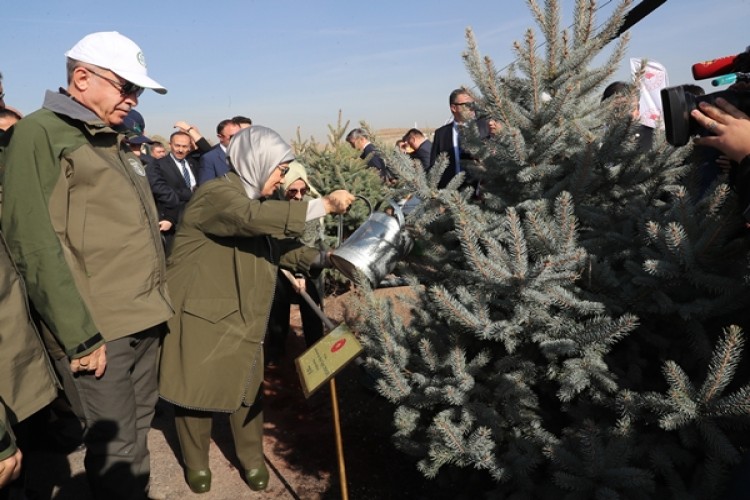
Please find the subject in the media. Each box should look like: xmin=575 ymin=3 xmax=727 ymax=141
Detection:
xmin=661 ymin=47 xmax=750 ymax=147
xmin=692 ymin=98 xmax=750 ymax=163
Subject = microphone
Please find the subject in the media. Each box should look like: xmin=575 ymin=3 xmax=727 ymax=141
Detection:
xmin=692 ymin=54 xmax=739 ymax=80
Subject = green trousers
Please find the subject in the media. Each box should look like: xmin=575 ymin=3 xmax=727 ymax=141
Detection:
xmin=174 ymin=395 xmax=264 ymax=472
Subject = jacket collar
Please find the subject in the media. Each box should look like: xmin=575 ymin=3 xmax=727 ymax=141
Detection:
xmin=42 ymin=89 xmax=117 ymax=136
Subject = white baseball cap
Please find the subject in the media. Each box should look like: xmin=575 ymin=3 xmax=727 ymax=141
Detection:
xmin=65 ymin=31 xmax=167 ymax=95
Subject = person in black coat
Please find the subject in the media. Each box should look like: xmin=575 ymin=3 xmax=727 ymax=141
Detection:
xmin=198 ymin=119 xmax=242 ymax=185
xmin=600 ymin=81 xmax=655 ymax=153
xmin=429 ymin=88 xmax=481 ymax=189
xmin=146 ymin=131 xmax=199 ymax=253
xmin=346 ymin=128 xmax=393 ymax=182
xmin=403 ymin=128 xmax=432 ymax=170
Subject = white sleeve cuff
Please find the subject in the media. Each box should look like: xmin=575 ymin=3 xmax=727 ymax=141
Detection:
xmin=306 ymin=199 xmax=327 ymax=221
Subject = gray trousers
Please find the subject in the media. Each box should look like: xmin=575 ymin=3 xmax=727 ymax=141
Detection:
xmin=54 ymin=327 xmax=161 ymax=500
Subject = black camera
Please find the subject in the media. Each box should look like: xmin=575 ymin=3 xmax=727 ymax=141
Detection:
xmin=662 ymin=85 xmax=750 ymax=146
xmin=661 ymin=47 xmax=750 ymax=147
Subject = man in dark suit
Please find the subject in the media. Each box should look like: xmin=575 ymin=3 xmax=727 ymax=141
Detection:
xmin=198 ymin=118 xmax=241 ymax=185
xmin=147 ymin=130 xmax=199 ymax=252
xmin=346 ymin=128 xmax=393 ymax=182
xmin=403 ymin=128 xmax=432 ymax=170
xmin=429 ymin=88 xmax=479 ymax=189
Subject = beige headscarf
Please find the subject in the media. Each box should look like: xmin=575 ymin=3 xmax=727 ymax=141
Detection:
xmin=227 ymin=125 xmax=295 ymax=199
xmin=279 ymin=160 xmax=326 ymax=247
xmin=280 ymin=160 xmax=322 ymax=199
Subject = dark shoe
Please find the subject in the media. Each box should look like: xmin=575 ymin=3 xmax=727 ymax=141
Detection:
xmin=244 ymin=464 xmax=269 ymax=491
xmin=186 ymin=468 xmax=212 ymax=494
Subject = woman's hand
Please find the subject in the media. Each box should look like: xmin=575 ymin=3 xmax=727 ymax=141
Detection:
xmin=323 ymin=190 xmax=355 ymax=214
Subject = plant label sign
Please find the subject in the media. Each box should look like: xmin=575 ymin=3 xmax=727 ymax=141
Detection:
xmin=295 ymin=322 xmax=363 ymax=398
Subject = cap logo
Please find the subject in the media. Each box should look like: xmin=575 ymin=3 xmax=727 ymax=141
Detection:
xmin=136 ymin=51 xmax=146 ymax=68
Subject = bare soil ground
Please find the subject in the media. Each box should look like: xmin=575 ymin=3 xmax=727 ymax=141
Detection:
xmin=22 ymin=286 xmax=452 ymax=499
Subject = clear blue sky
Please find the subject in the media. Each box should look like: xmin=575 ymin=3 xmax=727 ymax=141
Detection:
xmin=2 ymin=0 xmax=747 ymax=143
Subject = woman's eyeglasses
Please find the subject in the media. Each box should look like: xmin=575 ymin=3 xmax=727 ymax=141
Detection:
xmin=277 ymin=165 xmax=290 ymax=176
xmin=287 ymin=188 xmax=308 ymax=197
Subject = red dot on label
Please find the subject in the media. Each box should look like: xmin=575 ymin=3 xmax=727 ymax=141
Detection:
xmin=331 ymin=339 xmax=346 ymax=352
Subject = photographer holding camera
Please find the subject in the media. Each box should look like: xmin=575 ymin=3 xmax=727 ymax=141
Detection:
xmin=692 ymin=98 xmax=750 ymax=165
xmin=660 ymin=46 xmax=750 ymax=220
xmin=692 ymin=95 xmax=750 ymax=223
xmin=691 ymin=44 xmax=750 ymax=160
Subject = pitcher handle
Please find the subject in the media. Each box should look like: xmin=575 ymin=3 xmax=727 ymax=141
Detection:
xmin=374 ymin=198 xmax=406 ymax=229
xmin=355 ymin=195 xmax=373 ymax=214
xmin=336 ymin=195 xmax=373 ymax=248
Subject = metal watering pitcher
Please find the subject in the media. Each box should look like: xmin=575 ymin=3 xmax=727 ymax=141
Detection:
xmin=330 ymin=196 xmax=413 ymax=287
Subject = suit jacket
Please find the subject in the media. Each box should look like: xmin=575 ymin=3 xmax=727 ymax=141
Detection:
xmin=186 ymin=137 xmax=213 ymax=163
xmin=361 ymin=142 xmax=392 ymax=181
xmin=429 ymin=123 xmax=458 ymax=189
xmin=410 ymin=139 xmax=432 ymax=170
xmin=198 ymin=144 xmax=230 ymax=185
xmin=430 ymin=121 xmax=486 ymax=191
xmin=147 ymin=155 xmax=199 ymax=251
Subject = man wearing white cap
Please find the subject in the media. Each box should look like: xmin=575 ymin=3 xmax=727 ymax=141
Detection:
xmin=1 ymin=31 xmax=171 ymax=500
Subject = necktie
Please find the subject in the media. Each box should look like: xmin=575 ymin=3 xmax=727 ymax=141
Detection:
xmin=180 ymin=160 xmax=191 ymax=189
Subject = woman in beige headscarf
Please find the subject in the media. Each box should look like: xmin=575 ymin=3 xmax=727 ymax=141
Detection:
xmin=158 ymin=126 xmax=354 ymax=494
xmin=265 ymin=160 xmax=328 ymax=365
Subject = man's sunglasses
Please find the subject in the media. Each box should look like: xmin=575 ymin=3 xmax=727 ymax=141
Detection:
xmin=87 ymin=68 xmax=144 ymax=97
xmin=287 ymin=188 xmax=308 ymax=197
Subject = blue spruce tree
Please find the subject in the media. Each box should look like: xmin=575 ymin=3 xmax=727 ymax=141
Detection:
xmin=349 ymin=1 xmax=750 ymax=498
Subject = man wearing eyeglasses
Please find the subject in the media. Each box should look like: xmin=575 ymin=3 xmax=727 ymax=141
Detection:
xmin=147 ymin=130 xmax=202 ymax=253
xmin=429 ymin=88 xmax=480 ymax=189
xmin=0 ymin=31 xmax=172 ymax=500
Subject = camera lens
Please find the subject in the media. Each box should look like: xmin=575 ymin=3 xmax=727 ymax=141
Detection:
xmin=662 ymin=87 xmax=749 ymax=147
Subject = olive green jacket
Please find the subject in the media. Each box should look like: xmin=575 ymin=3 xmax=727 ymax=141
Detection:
xmin=1 ymin=91 xmax=173 ymax=358
xmin=0 ymin=231 xmax=58 ymax=459
xmin=159 ymin=173 xmax=320 ymax=412
xmin=0 ymin=405 xmax=16 ymax=461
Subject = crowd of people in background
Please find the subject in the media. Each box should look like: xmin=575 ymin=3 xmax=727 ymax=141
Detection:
xmin=1 ymin=30 xmax=750 ymax=500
